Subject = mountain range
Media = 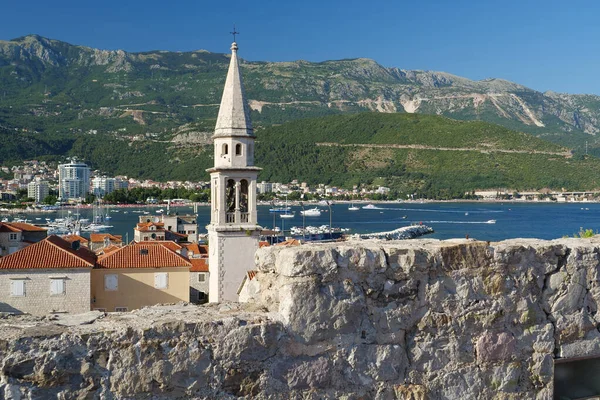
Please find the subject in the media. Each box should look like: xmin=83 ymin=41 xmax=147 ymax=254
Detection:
xmin=0 ymin=34 xmax=600 ymax=192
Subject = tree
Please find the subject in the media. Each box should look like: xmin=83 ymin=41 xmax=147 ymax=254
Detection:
xmin=43 ymin=195 xmax=58 ymax=205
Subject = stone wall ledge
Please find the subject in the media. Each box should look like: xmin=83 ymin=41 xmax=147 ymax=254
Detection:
xmin=1 ymin=237 xmax=600 ymax=399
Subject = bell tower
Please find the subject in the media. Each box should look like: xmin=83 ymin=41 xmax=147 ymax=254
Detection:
xmin=207 ymin=40 xmax=261 ymax=303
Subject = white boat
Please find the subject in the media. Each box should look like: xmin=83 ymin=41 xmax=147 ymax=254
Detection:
xmin=348 ymin=204 xmax=360 ymax=211
xmin=280 ymin=212 xmax=295 ymax=219
xmin=156 ymin=209 xmax=164 ymax=214
xmin=486 ymin=220 xmax=497 ymax=224
xmin=300 ymin=207 xmax=321 ymax=217
xmin=362 ymin=204 xmax=378 ymax=210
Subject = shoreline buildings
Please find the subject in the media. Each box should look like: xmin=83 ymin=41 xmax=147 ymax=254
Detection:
xmin=207 ymin=40 xmax=261 ymax=302
xmin=58 ymin=161 xmax=91 ymax=201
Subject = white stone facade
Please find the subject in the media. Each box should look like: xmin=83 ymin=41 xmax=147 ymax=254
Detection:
xmin=207 ymin=41 xmax=261 ymax=303
xmin=0 ymin=268 xmax=91 ymax=315
xmin=189 ymin=271 xmax=209 ymax=303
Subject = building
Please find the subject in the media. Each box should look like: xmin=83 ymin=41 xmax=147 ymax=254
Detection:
xmin=0 ymin=222 xmax=48 ymax=256
xmin=134 ymin=221 xmax=167 ymax=242
xmin=187 ymin=243 xmax=209 ymax=303
xmin=92 ymin=177 xmax=115 ymax=198
xmin=89 ymin=233 xmax=123 ymax=252
xmin=27 ymin=179 xmax=49 ymax=203
xmin=207 ymin=40 xmax=262 ymax=302
xmin=161 ymin=214 xmax=199 ymax=243
xmin=92 ymin=243 xmax=191 ymax=312
xmin=257 ymin=181 xmax=273 ymax=194
xmin=58 ymin=161 xmax=91 ymax=201
xmin=0 ymin=236 xmax=96 ymax=315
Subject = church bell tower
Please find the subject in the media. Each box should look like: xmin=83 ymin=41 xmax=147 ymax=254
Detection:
xmin=207 ymin=39 xmax=261 ymax=302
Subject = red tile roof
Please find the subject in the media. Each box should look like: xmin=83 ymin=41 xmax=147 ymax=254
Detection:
xmin=276 ymin=239 xmax=301 ymax=247
xmin=190 ymin=258 xmax=208 ymax=272
xmin=0 ymin=223 xmax=22 ymax=233
xmin=90 ymin=233 xmax=123 ymax=243
xmin=97 ymin=243 xmax=192 ymax=269
xmin=61 ymin=234 xmax=89 ymax=244
xmin=258 ymin=241 xmax=270 ymax=248
xmin=6 ymin=222 xmax=47 ymax=232
xmin=185 ymin=243 xmax=208 ymax=255
xmin=132 ymin=240 xmax=182 ymax=252
xmin=0 ymin=235 xmax=96 ymax=270
xmin=247 ymin=270 xmax=257 ymax=280
xmin=95 ymin=244 xmax=121 ymax=255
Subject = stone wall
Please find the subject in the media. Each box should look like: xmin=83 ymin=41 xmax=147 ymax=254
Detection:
xmin=0 ymin=268 xmax=91 ymax=315
xmin=1 ymin=238 xmax=599 ymax=398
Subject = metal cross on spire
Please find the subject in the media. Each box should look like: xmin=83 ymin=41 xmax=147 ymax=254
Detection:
xmin=230 ymin=25 xmax=240 ymax=42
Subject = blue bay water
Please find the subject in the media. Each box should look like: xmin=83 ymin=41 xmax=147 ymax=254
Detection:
xmin=18 ymin=202 xmax=600 ymax=242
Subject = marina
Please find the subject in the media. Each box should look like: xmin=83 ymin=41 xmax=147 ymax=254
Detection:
xmin=1 ymin=201 xmax=599 ymax=242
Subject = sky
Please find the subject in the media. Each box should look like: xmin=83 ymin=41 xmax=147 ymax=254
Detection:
xmin=1 ymin=0 xmax=599 ymax=95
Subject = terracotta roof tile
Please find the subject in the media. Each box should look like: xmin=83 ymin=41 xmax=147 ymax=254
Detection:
xmin=95 ymin=244 xmax=121 ymax=255
xmin=190 ymin=258 xmax=208 ymax=272
xmin=0 ymin=223 xmax=22 ymax=233
xmin=258 ymin=241 xmax=270 ymax=248
xmin=7 ymin=222 xmax=47 ymax=232
xmin=184 ymin=243 xmax=208 ymax=255
xmin=276 ymin=239 xmax=301 ymax=247
xmin=89 ymin=233 xmax=123 ymax=243
xmin=0 ymin=235 xmax=96 ymax=270
xmin=132 ymin=241 xmax=182 ymax=252
xmin=97 ymin=243 xmax=191 ymax=269
xmin=247 ymin=270 xmax=257 ymax=280
xmin=61 ymin=234 xmax=89 ymax=244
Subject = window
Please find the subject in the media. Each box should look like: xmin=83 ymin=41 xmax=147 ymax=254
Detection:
xmin=235 ymin=143 xmax=242 ymax=156
xmin=155 ymin=273 xmax=168 ymax=289
xmin=198 ymin=273 xmax=206 ymax=282
xmin=115 ymin=307 xmax=128 ymax=312
xmin=222 ymin=143 xmax=228 ymax=155
xmin=8 ymin=233 xmax=17 ymax=241
xmin=198 ymin=292 xmax=206 ymax=301
xmin=10 ymin=280 xmax=25 ymax=296
xmin=50 ymin=279 xmax=65 ymax=295
xmin=104 ymin=274 xmax=118 ymax=291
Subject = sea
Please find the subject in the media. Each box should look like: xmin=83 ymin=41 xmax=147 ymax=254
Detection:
xmin=9 ymin=201 xmax=600 ymax=241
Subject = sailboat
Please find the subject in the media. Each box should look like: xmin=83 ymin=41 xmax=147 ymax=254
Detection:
xmin=348 ymin=202 xmax=360 ymax=211
xmin=279 ymin=195 xmax=295 ymax=219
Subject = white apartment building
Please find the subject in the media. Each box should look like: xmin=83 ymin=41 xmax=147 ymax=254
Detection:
xmin=257 ymin=181 xmax=273 ymax=194
xmin=92 ymin=177 xmax=115 ymax=198
xmin=58 ymin=161 xmax=91 ymax=201
xmin=27 ymin=180 xmax=49 ymax=203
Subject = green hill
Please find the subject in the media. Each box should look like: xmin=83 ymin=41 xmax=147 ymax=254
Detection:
xmin=256 ymin=113 xmax=600 ymax=199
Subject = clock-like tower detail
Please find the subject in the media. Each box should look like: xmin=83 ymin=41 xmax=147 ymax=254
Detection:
xmin=207 ymin=40 xmax=261 ymax=302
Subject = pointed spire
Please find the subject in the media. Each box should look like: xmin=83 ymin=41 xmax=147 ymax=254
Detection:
xmin=214 ymin=42 xmax=254 ymax=137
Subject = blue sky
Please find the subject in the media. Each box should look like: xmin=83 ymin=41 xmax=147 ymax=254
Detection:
xmin=1 ymin=0 xmax=599 ymax=95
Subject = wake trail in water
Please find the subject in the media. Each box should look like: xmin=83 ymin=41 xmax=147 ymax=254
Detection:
xmin=362 ymin=207 xmax=503 ymax=214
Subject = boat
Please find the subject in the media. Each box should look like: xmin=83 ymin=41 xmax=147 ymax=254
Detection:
xmin=465 ymin=212 xmax=469 ymax=216
xmin=156 ymin=209 xmax=164 ymax=214
xmin=278 ymin=195 xmax=294 ymax=218
xmin=348 ymin=203 xmax=360 ymax=211
xmin=269 ymin=206 xmax=291 ymax=213
xmin=362 ymin=204 xmax=378 ymax=210
xmin=486 ymin=220 xmax=497 ymax=224
xmin=300 ymin=207 xmax=321 ymax=217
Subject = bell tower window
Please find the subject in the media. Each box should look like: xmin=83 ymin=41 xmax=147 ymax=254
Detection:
xmin=235 ymin=144 xmax=242 ymax=156
xmin=222 ymin=143 xmax=229 ymax=156
xmin=240 ymin=180 xmax=248 ymax=212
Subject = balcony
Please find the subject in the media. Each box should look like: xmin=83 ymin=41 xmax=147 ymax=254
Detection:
xmin=226 ymin=213 xmax=236 ymax=223
xmin=240 ymin=213 xmax=249 ymax=223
